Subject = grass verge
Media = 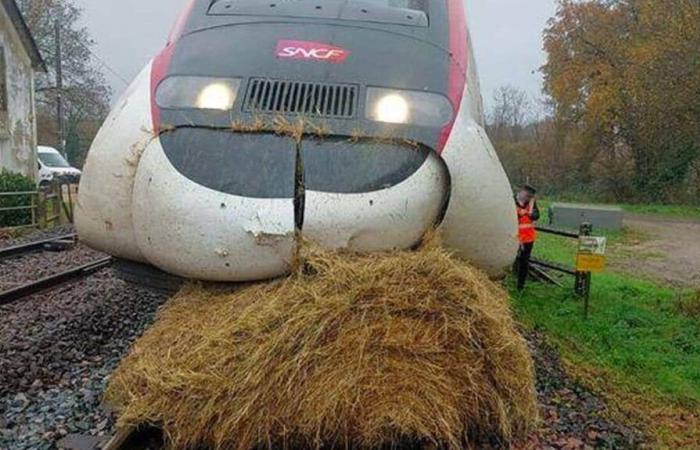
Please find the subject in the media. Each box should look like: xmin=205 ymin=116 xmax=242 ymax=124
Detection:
xmin=619 ymin=203 xmax=700 ymax=220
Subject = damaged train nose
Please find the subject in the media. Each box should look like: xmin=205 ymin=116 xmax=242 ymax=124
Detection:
xmin=127 ymin=128 xmax=448 ymax=281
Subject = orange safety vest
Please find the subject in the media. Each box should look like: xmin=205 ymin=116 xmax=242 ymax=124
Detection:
xmin=517 ymin=202 xmax=537 ymax=244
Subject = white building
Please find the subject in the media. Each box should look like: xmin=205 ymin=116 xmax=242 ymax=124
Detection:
xmin=0 ymin=0 xmax=45 ymax=180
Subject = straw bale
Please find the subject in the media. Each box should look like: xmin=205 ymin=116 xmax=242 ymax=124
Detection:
xmin=106 ymin=239 xmax=538 ymax=449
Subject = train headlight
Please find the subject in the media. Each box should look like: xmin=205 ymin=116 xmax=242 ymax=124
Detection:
xmin=366 ymin=88 xmax=453 ymax=127
xmin=156 ymin=76 xmax=242 ymax=111
xmin=374 ymin=94 xmax=410 ymax=124
xmin=196 ymin=83 xmax=236 ymax=110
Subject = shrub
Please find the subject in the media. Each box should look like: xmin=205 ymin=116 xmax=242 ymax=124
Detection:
xmin=0 ymin=169 xmax=36 ymax=228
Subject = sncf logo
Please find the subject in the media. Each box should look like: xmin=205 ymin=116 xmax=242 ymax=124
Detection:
xmin=276 ymin=40 xmax=350 ymax=63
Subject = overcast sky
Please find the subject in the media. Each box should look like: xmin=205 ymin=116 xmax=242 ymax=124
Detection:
xmin=72 ymin=0 xmax=557 ymax=114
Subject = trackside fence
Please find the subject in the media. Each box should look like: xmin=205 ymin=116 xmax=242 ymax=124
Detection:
xmin=530 ymin=223 xmax=595 ymax=317
xmin=0 ymin=181 xmax=76 ymax=232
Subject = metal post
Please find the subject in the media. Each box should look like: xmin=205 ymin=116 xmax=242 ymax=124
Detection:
xmin=575 ymin=223 xmax=593 ymax=318
xmin=584 ymin=272 xmax=592 ymax=319
xmin=575 ymin=223 xmax=592 ymax=296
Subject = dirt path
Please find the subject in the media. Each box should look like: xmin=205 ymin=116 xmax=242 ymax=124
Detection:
xmin=611 ymin=214 xmax=700 ymax=288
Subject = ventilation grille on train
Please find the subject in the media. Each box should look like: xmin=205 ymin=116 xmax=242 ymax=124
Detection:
xmin=243 ymin=79 xmax=357 ymax=119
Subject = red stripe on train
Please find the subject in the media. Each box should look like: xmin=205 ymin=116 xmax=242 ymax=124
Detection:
xmin=151 ymin=0 xmax=196 ymax=131
xmin=438 ymin=0 xmax=469 ymax=153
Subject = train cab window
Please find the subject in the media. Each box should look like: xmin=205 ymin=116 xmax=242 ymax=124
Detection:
xmin=359 ymin=0 xmax=427 ymax=14
xmin=209 ymin=0 xmax=429 ymax=27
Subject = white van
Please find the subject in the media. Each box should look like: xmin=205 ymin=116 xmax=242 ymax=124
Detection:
xmin=37 ymin=146 xmax=82 ymax=187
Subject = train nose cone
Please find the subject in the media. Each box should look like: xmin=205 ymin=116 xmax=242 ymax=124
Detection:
xmin=130 ymin=130 xmax=448 ymax=281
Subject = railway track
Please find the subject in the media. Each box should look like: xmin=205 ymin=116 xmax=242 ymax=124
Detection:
xmin=0 ymin=233 xmax=113 ymax=306
xmin=0 ymin=256 xmax=113 ymax=305
xmin=57 ymin=426 xmax=163 ymax=450
xmin=0 ymin=233 xmax=78 ymax=260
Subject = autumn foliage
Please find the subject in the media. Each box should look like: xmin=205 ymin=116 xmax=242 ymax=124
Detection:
xmin=493 ymin=0 xmax=700 ymax=204
xmin=17 ymin=0 xmax=110 ymax=167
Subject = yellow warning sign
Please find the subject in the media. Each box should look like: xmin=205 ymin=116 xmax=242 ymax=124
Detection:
xmin=576 ymin=236 xmax=607 ymax=273
xmin=576 ymin=253 xmax=606 ymax=273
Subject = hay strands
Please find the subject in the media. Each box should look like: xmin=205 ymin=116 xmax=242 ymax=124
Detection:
xmin=106 ymin=239 xmax=539 ymax=450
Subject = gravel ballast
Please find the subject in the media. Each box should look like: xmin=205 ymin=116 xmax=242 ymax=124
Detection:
xmin=521 ymin=332 xmax=644 ymax=449
xmin=0 ymin=269 xmax=168 ymax=450
xmin=0 ymin=243 xmax=104 ymax=291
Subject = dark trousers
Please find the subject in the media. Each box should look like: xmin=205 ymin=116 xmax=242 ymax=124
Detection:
xmin=516 ymin=242 xmax=535 ymax=290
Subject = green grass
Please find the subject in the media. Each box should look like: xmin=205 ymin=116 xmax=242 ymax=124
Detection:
xmin=512 ymin=223 xmax=700 ymax=407
xmin=512 ymin=275 xmax=700 ymax=405
xmin=619 ymin=203 xmax=700 ymax=220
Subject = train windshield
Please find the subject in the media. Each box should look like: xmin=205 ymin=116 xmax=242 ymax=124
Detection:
xmin=209 ymin=0 xmax=429 ymax=26
xmin=346 ymin=0 xmax=427 ymax=13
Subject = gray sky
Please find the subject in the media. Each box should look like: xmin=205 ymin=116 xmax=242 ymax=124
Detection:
xmin=73 ymin=0 xmax=557 ymax=114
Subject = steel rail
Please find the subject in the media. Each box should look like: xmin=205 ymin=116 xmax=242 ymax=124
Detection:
xmin=0 ymin=257 xmax=113 ymax=306
xmin=0 ymin=233 xmax=77 ymax=260
xmin=57 ymin=426 xmax=161 ymax=450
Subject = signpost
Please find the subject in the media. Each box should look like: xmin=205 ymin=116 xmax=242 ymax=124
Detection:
xmin=575 ymin=224 xmax=607 ymax=318
xmin=531 ymin=223 xmax=608 ymax=318
xmin=532 ymin=222 xmax=608 ymax=318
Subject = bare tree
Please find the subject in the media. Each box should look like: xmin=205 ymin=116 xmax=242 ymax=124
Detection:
xmin=17 ymin=0 xmax=111 ymax=165
xmin=488 ymin=86 xmax=532 ymax=142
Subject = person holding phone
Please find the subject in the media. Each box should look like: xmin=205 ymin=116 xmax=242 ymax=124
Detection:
xmin=515 ymin=184 xmax=540 ymax=290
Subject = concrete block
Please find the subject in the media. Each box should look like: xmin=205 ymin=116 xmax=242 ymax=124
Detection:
xmin=549 ymin=203 xmax=623 ymax=231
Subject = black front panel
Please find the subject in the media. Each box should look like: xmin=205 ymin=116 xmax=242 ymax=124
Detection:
xmin=160 ymin=130 xmax=296 ymax=198
xmin=158 ymin=0 xmax=451 ymax=149
xmin=169 ymin=22 xmax=446 ymax=93
xmin=302 ymin=138 xmax=429 ymax=193
xmin=156 ymin=0 xmax=452 ymax=197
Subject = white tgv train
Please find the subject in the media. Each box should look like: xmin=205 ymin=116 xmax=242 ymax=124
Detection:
xmin=76 ymin=0 xmax=518 ymax=284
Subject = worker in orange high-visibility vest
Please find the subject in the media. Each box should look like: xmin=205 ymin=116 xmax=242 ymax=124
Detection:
xmin=515 ymin=184 xmax=540 ymax=290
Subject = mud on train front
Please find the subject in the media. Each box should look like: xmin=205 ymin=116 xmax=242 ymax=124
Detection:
xmin=76 ymin=0 xmax=518 ymax=282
